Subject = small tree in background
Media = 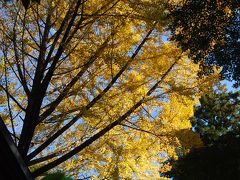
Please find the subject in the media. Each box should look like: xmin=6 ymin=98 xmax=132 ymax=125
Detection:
xmin=191 ymin=84 xmax=240 ymax=145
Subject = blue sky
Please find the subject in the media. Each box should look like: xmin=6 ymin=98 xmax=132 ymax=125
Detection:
xmin=221 ymin=80 xmax=240 ymax=92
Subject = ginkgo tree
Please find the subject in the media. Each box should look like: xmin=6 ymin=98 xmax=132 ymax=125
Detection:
xmin=0 ymin=0 xmax=219 ymax=179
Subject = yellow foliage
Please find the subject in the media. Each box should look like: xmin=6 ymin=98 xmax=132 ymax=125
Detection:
xmin=0 ymin=0 xmax=221 ymax=179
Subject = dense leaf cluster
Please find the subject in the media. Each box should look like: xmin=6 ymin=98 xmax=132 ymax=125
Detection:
xmin=169 ymin=0 xmax=239 ymax=85
xmin=191 ymin=85 xmax=240 ymax=145
xmin=206 ymin=11 xmax=240 ymax=86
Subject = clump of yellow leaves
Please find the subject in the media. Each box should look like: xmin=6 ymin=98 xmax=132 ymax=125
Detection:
xmin=55 ymin=39 xmax=219 ymax=179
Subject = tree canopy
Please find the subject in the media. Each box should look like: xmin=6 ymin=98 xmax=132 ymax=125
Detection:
xmin=1 ymin=0 xmax=239 ymax=179
xmin=0 ymin=0 xmax=220 ymax=178
xmin=206 ymin=11 xmax=240 ymax=86
xmin=169 ymin=0 xmax=240 ymax=85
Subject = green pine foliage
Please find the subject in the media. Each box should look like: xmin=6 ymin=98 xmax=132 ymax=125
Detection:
xmin=191 ymin=84 xmax=240 ymax=145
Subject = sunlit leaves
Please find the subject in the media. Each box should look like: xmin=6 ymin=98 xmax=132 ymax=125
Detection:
xmin=0 ymin=0 xmax=221 ymax=179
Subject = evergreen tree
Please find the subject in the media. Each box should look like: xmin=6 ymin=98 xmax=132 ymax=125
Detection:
xmin=166 ymin=85 xmax=240 ymax=179
xmin=166 ymin=135 xmax=240 ymax=180
xmin=191 ymin=84 xmax=240 ymax=145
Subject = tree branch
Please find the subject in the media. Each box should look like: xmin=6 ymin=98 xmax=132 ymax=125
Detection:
xmin=32 ymin=53 xmax=179 ymax=177
xmin=27 ymin=24 xmax=156 ymax=161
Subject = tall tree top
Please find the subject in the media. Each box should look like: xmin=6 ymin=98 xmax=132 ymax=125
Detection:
xmin=169 ymin=0 xmax=239 ymax=85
